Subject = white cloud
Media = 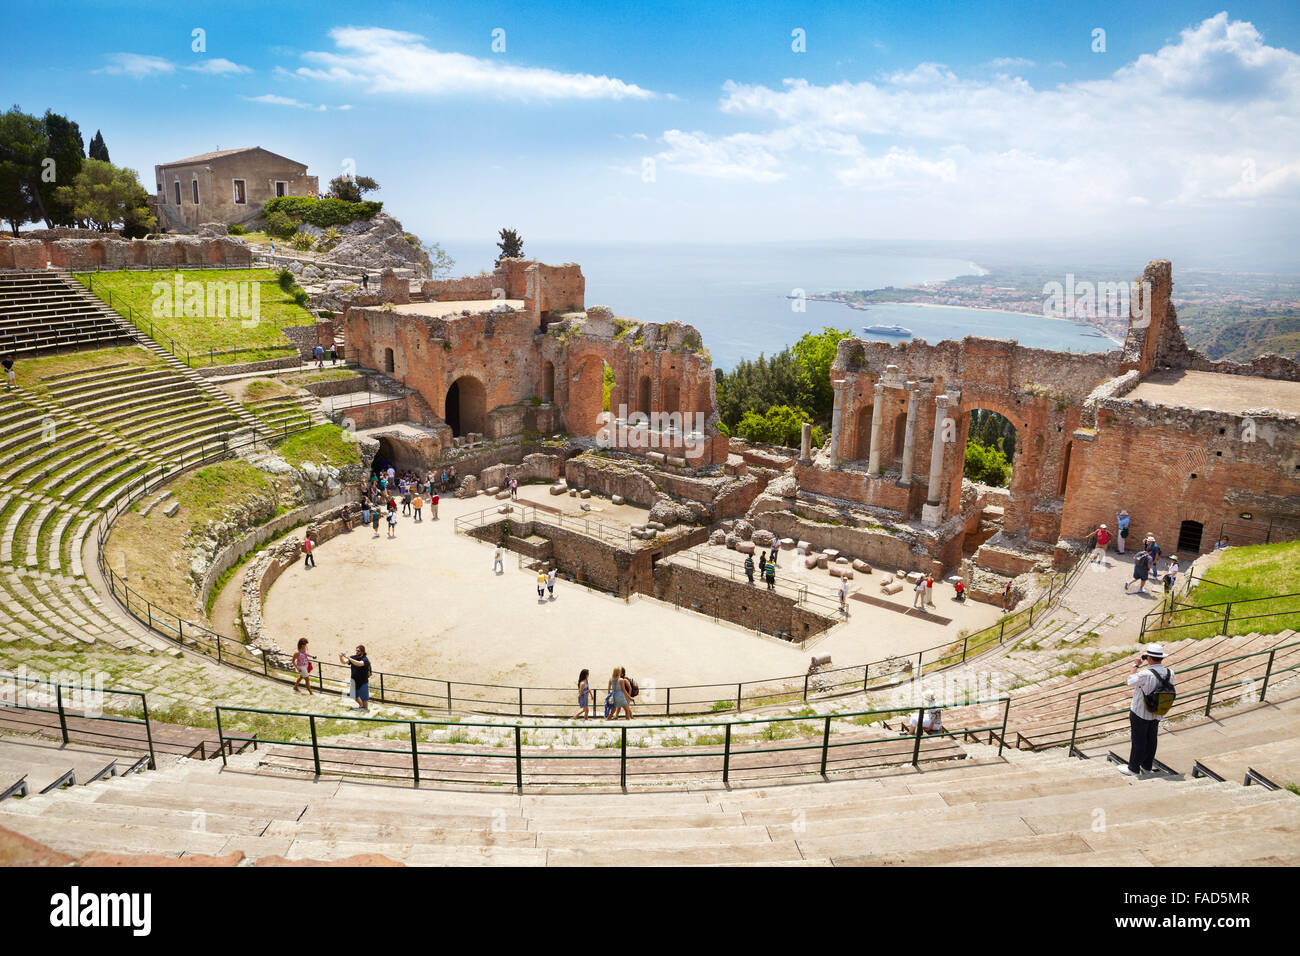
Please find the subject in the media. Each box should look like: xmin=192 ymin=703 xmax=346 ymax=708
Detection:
xmin=658 ymin=13 xmax=1300 ymax=222
xmin=295 ymin=26 xmax=655 ymax=101
xmin=102 ymin=53 xmax=174 ymax=77
xmin=187 ymin=58 xmax=252 ymax=75
xmin=986 ymin=57 xmax=1036 ymax=70
xmin=244 ymin=93 xmax=331 ymax=111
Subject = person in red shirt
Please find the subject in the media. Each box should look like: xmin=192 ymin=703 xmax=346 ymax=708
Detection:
xmin=1091 ymin=524 xmax=1112 ymax=564
xmin=432 ymin=493 xmax=440 ymax=520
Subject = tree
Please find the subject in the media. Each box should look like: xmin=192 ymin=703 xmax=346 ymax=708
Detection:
xmin=423 ymin=241 xmax=455 ymax=278
xmin=328 ymin=173 xmax=379 ymax=203
xmin=0 ymin=106 xmax=45 ymax=234
xmin=736 ymin=404 xmax=819 ymax=449
xmin=964 ymin=439 xmax=1010 ymax=487
xmin=495 ymin=227 xmax=523 ymax=266
xmin=87 ymin=129 xmax=109 ymax=162
xmin=39 ymin=110 xmax=84 ymax=227
xmin=791 ymin=326 xmax=849 ymax=423
xmin=55 ymin=159 xmax=155 ymax=235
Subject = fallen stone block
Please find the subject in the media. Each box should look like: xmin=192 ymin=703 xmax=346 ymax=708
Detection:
xmin=648 ymin=521 xmax=665 ymax=531
xmin=823 ymin=549 xmax=840 ymax=561
xmin=752 ymin=529 xmax=775 ymax=548
xmin=485 ymin=486 xmax=501 ymax=496
xmin=737 ymin=540 xmax=755 ymax=555
xmin=834 ymin=556 xmax=850 ymax=565
xmin=611 ymin=495 xmax=625 ymax=506
xmin=569 ymin=489 xmax=578 ymax=497
xmin=797 ymin=540 xmax=811 ymax=553
xmin=549 ymin=483 xmax=566 ymax=496
xmin=852 ymin=559 xmax=872 ymax=574
xmin=882 ymin=581 xmax=904 ymax=595
xmin=495 ymin=490 xmax=511 ymax=500
xmin=828 ymin=566 xmax=854 ymax=579
xmin=646 ymin=451 xmax=666 ymax=464
xmin=906 ymin=571 xmax=924 ymax=585
xmin=162 ymin=500 xmax=180 ymax=518
xmin=709 ymin=529 xmax=726 ymax=546
xmin=579 ymin=489 xmax=592 ymax=499
xmin=725 ymin=533 xmax=738 ymax=550
xmin=816 ymin=554 xmax=828 ymax=569
xmin=880 ymin=573 xmax=893 ymax=585
xmin=805 ymin=554 xmax=820 ymax=570
xmin=498 ymin=505 xmax=513 ymax=514
xmin=780 ymin=538 xmax=796 ymax=550
xmin=667 ymin=456 xmax=687 ymax=468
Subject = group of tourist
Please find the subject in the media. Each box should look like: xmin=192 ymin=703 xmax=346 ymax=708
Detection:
xmin=742 ymin=548 xmax=779 ymax=591
xmin=1089 ymin=518 xmax=1183 ymax=595
xmin=290 ymin=639 xmax=373 ymax=713
xmin=575 ymin=666 xmax=638 ymax=720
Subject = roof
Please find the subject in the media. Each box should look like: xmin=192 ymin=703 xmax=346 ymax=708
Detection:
xmin=157 ymin=146 xmax=308 ymax=169
xmin=1126 ymin=369 xmax=1300 ymax=416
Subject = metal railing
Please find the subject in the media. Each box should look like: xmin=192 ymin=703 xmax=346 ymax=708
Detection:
xmin=214 ymin=696 xmax=1011 ymax=789
xmin=1065 ymin=639 xmax=1300 ymax=753
xmin=0 ymin=671 xmax=156 ymax=769
xmin=455 ymin=501 xmax=637 ymax=547
xmin=1140 ymin=589 xmax=1300 ymax=641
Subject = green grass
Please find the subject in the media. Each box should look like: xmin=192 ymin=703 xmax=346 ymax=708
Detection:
xmin=243 ymin=378 xmax=296 ymax=402
xmin=17 ymin=345 xmax=161 ymax=394
xmin=283 ymin=368 xmax=358 ymax=385
xmin=173 ymin=460 xmax=276 ymax=520
xmin=275 ymin=424 xmax=361 ymax=469
xmin=1150 ymin=541 xmax=1300 ymax=640
xmin=74 ymin=269 xmax=311 ymax=362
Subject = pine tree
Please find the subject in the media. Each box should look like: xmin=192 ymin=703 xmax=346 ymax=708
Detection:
xmin=88 ymin=129 xmax=109 ymax=162
xmin=495 ymin=227 xmax=523 ymax=266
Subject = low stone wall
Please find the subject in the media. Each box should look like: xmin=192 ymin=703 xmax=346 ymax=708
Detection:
xmin=479 ymin=452 xmax=563 ymax=490
xmin=302 ymin=374 xmax=368 ymax=397
xmin=195 ymin=354 xmax=300 ymax=377
xmin=563 ymin=457 xmax=660 ymax=508
xmin=652 ymin=562 xmax=834 ymax=642
xmin=341 ymin=396 xmax=410 ymax=429
xmin=0 ymin=239 xmax=49 ymax=270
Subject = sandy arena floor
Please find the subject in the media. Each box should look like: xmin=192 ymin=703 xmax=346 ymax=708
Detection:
xmin=259 ymin=492 xmax=1003 ymax=695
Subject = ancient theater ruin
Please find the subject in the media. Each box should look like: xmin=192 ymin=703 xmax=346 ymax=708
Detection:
xmin=331 ymin=257 xmax=1300 ymax=631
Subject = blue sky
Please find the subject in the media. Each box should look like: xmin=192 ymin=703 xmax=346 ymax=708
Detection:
xmin=6 ymin=1 xmax=1300 ymax=247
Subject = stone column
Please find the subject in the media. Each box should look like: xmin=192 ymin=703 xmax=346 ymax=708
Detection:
xmin=829 ymin=379 xmax=846 ymax=467
xmin=800 ymin=421 xmax=812 ymax=461
xmin=899 ymin=383 xmax=920 ymax=485
xmin=926 ymin=395 xmax=949 ymax=505
xmin=867 ymin=381 xmax=886 ymax=474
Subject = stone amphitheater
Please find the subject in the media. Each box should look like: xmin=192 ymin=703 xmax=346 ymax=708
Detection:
xmin=1 ymin=255 xmax=1298 ymax=868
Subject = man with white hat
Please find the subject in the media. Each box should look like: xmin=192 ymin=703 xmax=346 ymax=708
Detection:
xmin=1120 ymin=643 xmax=1175 ymax=776
xmin=1116 ymin=510 xmax=1130 ymax=554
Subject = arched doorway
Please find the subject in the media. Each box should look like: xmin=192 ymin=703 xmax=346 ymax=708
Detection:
xmin=637 ymin=375 xmax=651 ymax=415
xmin=963 ymin=408 xmax=1015 ymax=488
xmin=541 ymin=361 xmax=555 ymax=403
xmin=384 ymin=347 xmax=395 ymax=374
xmin=891 ymin=412 xmax=908 ymax=464
xmin=661 ymin=378 xmax=680 ymax=417
xmin=445 ymin=375 xmax=486 ymax=436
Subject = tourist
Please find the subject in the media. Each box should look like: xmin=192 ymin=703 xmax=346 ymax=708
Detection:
xmin=838 ymin=576 xmax=849 ymax=616
xmin=340 ymin=645 xmax=372 ymax=712
xmin=1125 ymin=549 xmax=1152 ymax=593
xmin=905 ymin=695 xmax=944 ymax=735
xmin=493 ymin=544 xmax=505 ymax=574
xmin=432 ymin=492 xmax=439 ymax=520
xmin=341 ymin=504 xmax=352 ymax=532
xmin=1116 ymin=510 xmax=1131 ymax=554
xmin=575 ymin=669 xmax=591 ymax=719
xmin=387 ymin=465 xmax=396 ymax=485
xmin=1163 ymin=555 xmax=1180 ymax=593
xmin=913 ymin=578 xmax=926 ymax=608
xmin=371 ymin=508 xmax=381 ymax=536
xmin=361 ymin=273 xmax=369 ymax=291
xmin=770 ymin=538 xmax=780 ymax=568
xmin=386 ymin=509 xmax=397 ymax=538
xmin=537 ymin=569 xmax=547 ymax=600
xmin=924 ymin=573 xmax=935 ymax=607
xmin=1215 ymin=535 xmax=1230 ymax=550
xmin=1091 ymin=523 xmax=1111 ymax=563
xmin=1120 ymin=644 xmax=1175 ymax=776
xmin=764 ymin=557 xmax=776 ymax=592
xmin=744 ymin=553 xmax=755 ymax=585
xmin=292 ymin=638 xmax=316 ymax=694
xmin=758 ymin=550 xmax=768 ymax=571
xmin=360 ymin=501 xmax=371 ymax=529
xmin=302 ymin=533 xmax=316 ymax=569
xmin=386 ymin=495 xmax=397 ymax=515
xmin=401 ymin=486 xmax=412 ymax=516
xmin=547 ymin=566 xmax=557 ymax=599
xmin=412 ymin=492 xmax=423 ymax=522
xmin=313 ymin=344 xmax=324 ymax=369
xmin=2 ymin=354 xmax=13 ymax=392
xmin=330 ymin=338 xmax=339 ymax=365
xmin=1002 ymin=580 xmax=1013 ymax=610
xmin=607 ymin=666 xmax=632 ymax=720
xmin=511 ymin=477 xmax=519 ymax=500
xmin=953 ymin=577 xmax=966 ymax=601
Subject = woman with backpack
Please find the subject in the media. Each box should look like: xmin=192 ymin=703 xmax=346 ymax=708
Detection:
xmin=607 ymin=666 xmax=632 ymax=720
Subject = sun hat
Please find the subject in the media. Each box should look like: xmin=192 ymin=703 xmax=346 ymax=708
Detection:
xmin=1143 ymin=643 xmax=1166 ymax=659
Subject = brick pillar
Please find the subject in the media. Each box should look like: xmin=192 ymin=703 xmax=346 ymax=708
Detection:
xmin=867 ymin=381 xmax=886 ymax=474
xmin=899 ymin=383 xmax=920 ymax=485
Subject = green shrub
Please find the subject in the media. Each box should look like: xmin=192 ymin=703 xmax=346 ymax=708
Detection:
xmin=292 ymin=289 xmax=310 ymax=307
xmin=263 ymin=196 xmax=381 ymax=228
xmin=227 ymin=224 xmax=245 ymax=235
xmin=264 ymin=210 xmax=300 ymax=239
xmin=289 ymin=230 xmax=315 ymax=251
xmin=735 ymin=404 xmax=811 ymax=448
xmin=964 ymin=440 xmax=1011 ymax=486
xmin=276 ymin=268 xmax=295 ymax=292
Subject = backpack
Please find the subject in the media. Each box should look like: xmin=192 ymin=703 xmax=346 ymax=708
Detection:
xmin=1143 ymin=667 xmax=1176 ymax=717
xmin=625 ymin=676 xmax=639 ymax=698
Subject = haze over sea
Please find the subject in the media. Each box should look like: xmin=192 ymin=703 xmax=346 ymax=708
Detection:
xmin=439 ymin=239 xmax=1116 ymax=370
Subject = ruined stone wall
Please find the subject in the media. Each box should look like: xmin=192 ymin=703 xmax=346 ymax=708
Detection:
xmin=564 ymin=457 xmax=662 ymax=508
xmin=0 ymin=240 xmax=49 ymax=270
xmin=525 ymin=262 xmax=585 ymax=319
xmin=37 ymin=236 xmax=251 ymax=270
xmin=1060 ymin=400 xmax=1300 ymax=554
xmin=420 ymin=274 xmax=503 ymax=301
xmin=652 ymin=563 xmax=835 ymax=641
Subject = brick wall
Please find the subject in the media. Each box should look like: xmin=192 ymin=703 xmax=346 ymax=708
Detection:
xmin=652 ymin=562 xmax=835 ymax=641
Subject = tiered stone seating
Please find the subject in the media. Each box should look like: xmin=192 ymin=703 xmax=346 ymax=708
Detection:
xmin=2 ymin=733 xmax=1297 ymax=865
xmin=246 ymin=394 xmax=319 ymax=433
xmin=0 ymin=272 xmax=132 ymax=358
xmin=0 ymin=569 xmax=145 ymax=650
xmin=0 ymin=736 xmax=148 ymax=795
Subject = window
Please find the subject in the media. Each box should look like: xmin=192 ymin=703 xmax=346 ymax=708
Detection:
xmin=173 ymin=181 xmax=181 ymax=205
xmin=191 ymin=180 xmax=199 ymax=204
xmin=233 ymin=179 xmax=247 ymax=205
xmin=275 ymin=181 xmax=287 ymax=197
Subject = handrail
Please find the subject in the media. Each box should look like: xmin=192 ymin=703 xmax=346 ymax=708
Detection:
xmin=0 ymin=671 xmax=157 ymax=770
xmin=214 ymin=696 xmax=1012 ymax=789
xmin=1065 ymin=639 xmax=1300 ymax=752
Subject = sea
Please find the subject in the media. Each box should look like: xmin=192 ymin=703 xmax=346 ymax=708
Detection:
xmin=435 ymin=239 xmax=1118 ymax=371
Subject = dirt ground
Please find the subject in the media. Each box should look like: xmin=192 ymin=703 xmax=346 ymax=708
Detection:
xmin=258 ymin=492 xmax=1002 ymax=695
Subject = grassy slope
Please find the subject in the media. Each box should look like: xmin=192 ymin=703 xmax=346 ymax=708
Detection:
xmin=276 ymin=424 xmax=361 ymax=469
xmin=74 ymin=268 xmax=313 ymax=360
xmin=1158 ymin=541 xmax=1300 ymax=639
